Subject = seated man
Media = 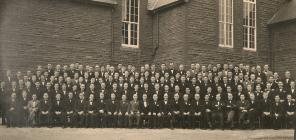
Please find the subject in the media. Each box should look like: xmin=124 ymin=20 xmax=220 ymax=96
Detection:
xmin=171 ymin=93 xmax=181 ymax=128
xmin=160 ymin=93 xmax=172 ymax=128
xmin=181 ymin=94 xmax=192 ymax=129
xmin=39 ymin=93 xmax=51 ymax=127
xmin=261 ymin=92 xmax=272 ymax=129
xmin=211 ymin=94 xmax=224 ymax=129
xmin=202 ymin=94 xmax=212 ymax=129
xmin=192 ymin=93 xmax=203 ymax=129
xmin=64 ymin=92 xmax=76 ymax=128
xmin=271 ymin=95 xmax=283 ymax=130
xmin=129 ymin=94 xmax=140 ymax=128
xmin=117 ymin=94 xmax=129 ymax=128
xmin=75 ymin=93 xmax=86 ymax=128
xmin=52 ymin=94 xmax=64 ymax=127
xmin=6 ymin=93 xmax=18 ymax=127
xmin=86 ymin=94 xmax=97 ymax=128
xmin=237 ymin=94 xmax=250 ymax=129
xmin=19 ymin=90 xmax=29 ymax=127
xmin=248 ymin=94 xmax=260 ymax=130
xmin=285 ymin=94 xmax=295 ymax=128
xmin=106 ymin=93 xmax=118 ymax=128
xmin=139 ymin=94 xmax=150 ymax=128
xmin=27 ymin=94 xmax=40 ymax=127
xmin=97 ymin=92 xmax=106 ymax=128
xmin=149 ymin=94 xmax=161 ymax=128
xmin=225 ymin=93 xmax=236 ymax=129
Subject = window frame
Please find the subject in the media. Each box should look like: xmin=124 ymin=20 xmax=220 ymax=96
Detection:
xmin=219 ymin=0 xmax=234 ymax=48
xmin=121 ymin=0 xmax=140 ymax=48
xmin=243 ymin=0 xmax=257 ymax=51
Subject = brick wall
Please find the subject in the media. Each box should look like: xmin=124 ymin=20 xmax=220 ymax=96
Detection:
xmin=0 ymin=0 xmax=290 ymax=77
xmin=270 ymin=21 xmax=296 ymax=77
xmin=0 ymin=0 xmax=114 ymax=74
xmin=152 ymin=0 xmax=286 ymax=69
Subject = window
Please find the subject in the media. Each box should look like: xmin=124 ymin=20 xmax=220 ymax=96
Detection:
xmin=219 ymin=0 xmax=233 ymax=48
xmin=243 ymin=0 xmax=256 ymax=51
xmin=122 ymin=0 xmax=140 ymax=48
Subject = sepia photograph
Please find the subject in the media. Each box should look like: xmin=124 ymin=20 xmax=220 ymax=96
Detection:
xmin=0 ymin=0 xmax=295 ymax=139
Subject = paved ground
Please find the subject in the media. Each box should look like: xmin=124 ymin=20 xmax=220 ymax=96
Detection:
xmin=0 ymin=126 xmax=294 ymax=140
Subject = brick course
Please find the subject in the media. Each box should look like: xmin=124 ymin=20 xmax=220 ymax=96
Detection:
xmin=0 ymin=0 xmax=293 ymax=77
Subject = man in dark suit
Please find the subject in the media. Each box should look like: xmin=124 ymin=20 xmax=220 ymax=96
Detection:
xmin=64 ymin=92 xmax=76 ymax=128
xmin=75 ymin=93 xmax=86 ymax=128
xmin=248 ymin=93 xmax=260 ymax=129
xmin=181 ymin=94 xmax=192 ymax=128
xmin=139 ymin=94 xmax=150 ymax=128
xmin=202 ymin=94 xmax=212 ymax=129
xmin=192 ymin=93 xmax=203 ymax=129
xmin=271 ymin=95 xmax=283 ymax=129
xmin=225 ymin=93 xmax=236 ymax=129
xmin=211 ymin=94 xmax=224 ymax=129
xmin=97 ymin=92 xmax=106 ymax=128
xmin=6 ymin=93 xmax=18 ymax=127
xmin=285 ymin=94 xmax=295 ymax=128
xmin=117 ymin=94 xmax=129 ymax=128
xmin=0 ymin=81 xmax=7 ymax=125
xmin=86 ymin=94 xmax=97 ymax=128
xmin=149 ymin=94 xmax=161 ymax=128
xmin=160 ymin=93 xmax=172 ymax=128
xmin=18 ymin=90 xmax=29 ymax=127
xmin=39 ymin=93 xmax=51 ymax=127
xmin=106 ymin=93 xmax=118 ymax=128
xmin=237 ymin=94 xmax=250 ymax=129
xmin=129 ymin=94 xmax=140 ymax=128
xmin=52 ymin=94 xmax=64 ymax=127
xmin=261 ymin=92 xmax=272 ymax=128
xmin=171 ymin=93 xmax=181 ymax=128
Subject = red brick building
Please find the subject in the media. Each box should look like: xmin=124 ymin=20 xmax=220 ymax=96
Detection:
xmin=0 ymin=0 xmax=295 ymax=76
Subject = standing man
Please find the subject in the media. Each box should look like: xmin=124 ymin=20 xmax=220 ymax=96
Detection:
xmin=27 ymin=94 xmax=40 ymax=127
xmin=129 ymin=94 xmax=140 ymax=128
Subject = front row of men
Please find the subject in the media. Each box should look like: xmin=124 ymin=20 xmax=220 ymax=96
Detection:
xmin=4 ymin=91 xmax=296 ymax=130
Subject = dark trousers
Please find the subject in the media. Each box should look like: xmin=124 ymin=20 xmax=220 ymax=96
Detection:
xmin=39 ymin=113 xmax=51 ymax=127
xmin=286 ymin=114 xmax=294 ymax=128
xmin=52 ymin=113 xmax=64 ymax=126
xmin=7 ymin=110 xmax=18 ymax=127
xmin=129 ymin=114 xmax=140 ymax=127
xmin=161 ymin=114 xmax=173 ymax=128
xmin=211 ymin=111 xmax=224 ymax=129
xmin=272 ymin=115 xmax=282 ymax=129
xmin=18 ymin=111 xmax=28 ymax=127
xmin=150 ymin=115 xmax=161 ymax=128
xmin=261 ymin=114 xmax=272 ymax=128
xmin=172 ymin=114 xmax=181 ymax=128
xmin=118 ymin=115 xmax=129 ymax=128
xmin=139 ymin=114 xmax=149 ymax=128
xmin=181 ymin=115 xmax=192 ymax=128
xmin=248 ymin=110 xmax=258 ymax=128
xmin=239 ymin=112 xmax=248 ymax=128
xmin=203 ymin=112 xmax=212 ymax=128
xmin=64 ymin=113 xmax=75 ymax=127
xmin=86 ymin=113 xmax=97 ymax=128
xmin=97 ymin=113 xmax=106 ymax=128
xmin=106 ymin=114 xmax=118 ymax=128
xmin=192 ymin=114 xmax=202 ymax=128
xmin=76 ymin=113 xmax=86 ymax=127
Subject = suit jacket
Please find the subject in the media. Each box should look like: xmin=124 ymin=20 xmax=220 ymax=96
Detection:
xmin=75 ymin=99 xmax=86 ymax=112
xmin=65 ymin=98 xmax=76 ymax=112
xmin=52 ymin=100 xmax=64 ymax=113
xmin=192 ymin=100 xmax=203 ymax=113
xmin=160 ymin=100 xmax=171 ymax=115
xmin=97 ymin=99 xmax=106 ymax=113
xmin=150 ymin=101 xmax=161 ymax=114
xmin=118 ymin=101 xmax=129 ymax=114
xmin=236 ymin=100 xmax=250 ymax=112
xmin=211 ymin=100 xmax=224 ymax=111
xmin=106 ymin=100 xmax=118 ymax=114
xmin=40 ymin=99 xmax=51 ymax=112
xmin=86 ymin=100 xmax=97 ymax=112
xmin=139 ymin=101 xmax=150 ymax=114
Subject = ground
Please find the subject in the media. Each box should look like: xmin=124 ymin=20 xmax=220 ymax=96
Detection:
xmin=0 ymin=126 xmax=294 ymax=140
